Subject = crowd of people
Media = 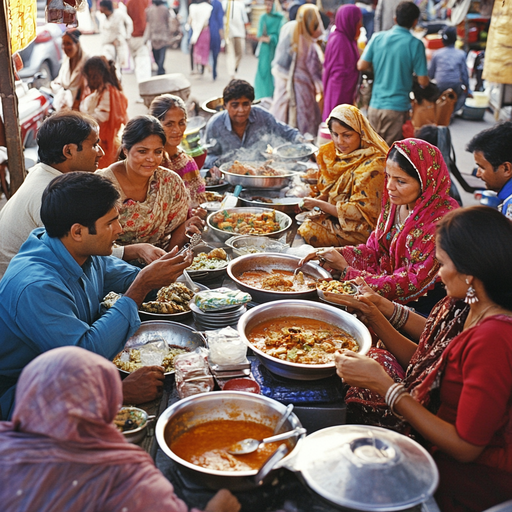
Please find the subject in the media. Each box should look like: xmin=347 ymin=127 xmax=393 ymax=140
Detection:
xmin=0 ymin=0 xmax=512 ymax=511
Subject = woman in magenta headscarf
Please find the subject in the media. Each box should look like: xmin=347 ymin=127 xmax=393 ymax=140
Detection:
xmin=322 ymin=5 xmax=362 ymax=121
xmin=0 ymin=346 xmax=240 ymax=512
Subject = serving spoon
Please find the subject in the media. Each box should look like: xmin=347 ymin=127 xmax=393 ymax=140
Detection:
xmin=228 ymin=427 xmax=306 ymax=455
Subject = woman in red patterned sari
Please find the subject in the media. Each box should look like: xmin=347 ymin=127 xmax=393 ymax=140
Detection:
xmin=300 ymin=138 xmax=459 ymax=314
xmin=97 ymin=116 xmax=204 ymax=251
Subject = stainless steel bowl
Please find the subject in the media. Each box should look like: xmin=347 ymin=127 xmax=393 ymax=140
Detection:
xmin=207 ymin=208 xmax=292 ymax=242
xmin=116 ymin=321 xmax=205 ymax=376
xmin=238 ymin=300 xmax=372 ymax=380
xmin=225 ymin=235 xmax=289 ymax=258
xmin=227 ymin=253 xmax=330 ymax=302
xmin=117 ymin=406 xmax=153 ymax=444
xmin=155 ymin=391 xmax=305 ymax=490
xmin=239 ymin=189 xmax=302 ymax=215
xmin=273 ymin=143 xmax=318 ymax=162
xmin=186 ymin=244 xmax=231 ymax=281
xmin=219 ymin=161 xmax=298 ymax=189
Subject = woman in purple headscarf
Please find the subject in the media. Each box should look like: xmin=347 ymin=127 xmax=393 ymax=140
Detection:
xmin=322 ymin=5 xmax=362 ymax=121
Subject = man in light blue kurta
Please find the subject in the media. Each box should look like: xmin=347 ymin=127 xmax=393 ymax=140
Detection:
xmin=0 ymin=173 xmax=193 ymax=419
xmin=358 ymin=1 xmax=428 ymax=146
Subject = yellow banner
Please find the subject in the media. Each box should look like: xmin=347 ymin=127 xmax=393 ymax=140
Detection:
xmin=7 ymin=0 xmax=37 ymax=54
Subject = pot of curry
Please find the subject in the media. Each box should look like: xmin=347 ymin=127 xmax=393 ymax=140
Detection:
xmin=227 ymin=253 xmax=331 ymax=302
xmin=238 ymin=300 xmax=372 ymax=380
xmin=155 ymin=391 xmax=305 ymax=491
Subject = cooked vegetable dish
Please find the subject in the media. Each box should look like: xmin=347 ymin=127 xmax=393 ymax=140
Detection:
xmin=168 ymin=419 xmax=283 ymax=472
xmin=247 ymin=316 xmax=358 ymax=364
xmin=238 ymin=269 xmax=316 ymax=292
xmin=317 ymin=280 xmax=358 ymax=295
xmin=210 ymin=210 xmax=282 ymax=235
xmin=189 ymin=248 xmax=228 ymax=270
xmin=114 ymin=408 xmax=146 ymax=432
xmin=113 ymin=346 xmax=189 ymax=373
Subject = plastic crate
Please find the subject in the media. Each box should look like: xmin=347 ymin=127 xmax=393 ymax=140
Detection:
xmin=461 ymin=104 xmax=486 ymax=120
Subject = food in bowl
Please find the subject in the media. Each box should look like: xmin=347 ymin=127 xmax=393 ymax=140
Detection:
xmin=204 ymin=191 xmax=224 ymax=202
xmin=140 ymin=282 xmax=194 ymax=314
xmin=210 ymin=210 xmax=282 ymax=235
xmin=113 ymin=345 xmax=190 ymax=373
xmin=168 ymin=419 xmax=283 ymax=471
xmin=114 ymin=407 xmax=147 ymax=432
xmin=238 ymin=269 xmax=317 ymax=292
xmin=189 ymin=248 xmax=228 ymax=271
xmin=247 ymin=316 xmax=359 ymax=364
xmin=228 ymin=160 xmax=285 ymax=177
xmin=317 ymin=280 xmax=358 ymax=295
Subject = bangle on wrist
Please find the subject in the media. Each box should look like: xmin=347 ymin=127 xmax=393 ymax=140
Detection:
xmin=384 ymin=382 xmax=408 ymax=420
xmin=389 ymin=302 xmax=410 ymax=330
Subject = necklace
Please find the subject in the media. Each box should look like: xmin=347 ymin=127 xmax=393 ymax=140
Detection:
xmin=394 ymin=206 xmax=412 ymax=230
xmin=465 ymin=304 xmax=499 ymax=330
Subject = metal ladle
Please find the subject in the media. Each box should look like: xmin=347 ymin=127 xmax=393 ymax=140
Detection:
xmin=228 ymin=427 xmax=306 ymax=455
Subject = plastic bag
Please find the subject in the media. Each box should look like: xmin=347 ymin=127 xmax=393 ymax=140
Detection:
xmin=205 ymin=327 xmax=247 ymax=366
xmin=175 ymin=348 xmax=214 ymax=398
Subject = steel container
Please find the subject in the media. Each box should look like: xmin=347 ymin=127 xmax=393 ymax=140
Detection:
xmin=219 ymin=161 xmax=298 ymax=189
xmin=155 ymin=391 xmax=305 ymax=491
xmin=237 ymin=300 xmax=372 ymax=380
xmin=227 ymin=253 xmax=330 ymax=302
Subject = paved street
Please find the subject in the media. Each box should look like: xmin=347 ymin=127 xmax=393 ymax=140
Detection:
xmin=2 ymin=29 xmax=498 ymax=208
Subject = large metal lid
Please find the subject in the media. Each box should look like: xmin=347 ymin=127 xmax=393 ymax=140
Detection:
xmin=280 ymin=425 xmax=439 ymax=511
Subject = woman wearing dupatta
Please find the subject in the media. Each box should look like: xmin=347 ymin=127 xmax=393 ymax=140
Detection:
xmin=0 ymin=346 xmax=240 ymax=512
xmin=80 ymin=56 xmax=128 ymax=168
xmin=97 ymin=116 xmax=204 ymax=251
xmin=300 ymin=139 xmax=459 ymax=311
xmin=322 ymin=5 xmax=362 ymax=121
xmin=254 ymin=0 xmax=285 ymax=100
xmin=334 ymin=207 xmax=512 ymax=512
xmin=270 ymin=4 xmax=324 ymax=135
xmin=150 ymin=94 xmax=206 ymax=209
xmin=298 ymin=104 xmax=388 ymax=248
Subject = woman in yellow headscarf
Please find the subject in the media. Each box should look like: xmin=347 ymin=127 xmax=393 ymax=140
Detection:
xmin=271 ymin=4 xmax=324 ymax=135
xmin=298 ymin=104 xmax=389 ymax=247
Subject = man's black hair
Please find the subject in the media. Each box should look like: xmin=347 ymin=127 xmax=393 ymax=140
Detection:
xmin=466 ymin=122 xmax=512 ymax=170
xmin=41 ymin=172 xmax=120 ymax=238
xmin=222 ymin=79 xmax=255 ymax=104
xmin=99 ymin=0 xmax=113 ymax=12
xmin=37 ymin=112 xmax=98 ymax=166
xmin=395 ymin=1 xmax=420 ymax=29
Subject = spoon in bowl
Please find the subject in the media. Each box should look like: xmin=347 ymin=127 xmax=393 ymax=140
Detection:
xmin=228 ymin=427 xmax=306 ymax=455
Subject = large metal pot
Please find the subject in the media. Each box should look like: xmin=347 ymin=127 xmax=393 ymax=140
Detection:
xmin=227 ymin=253 xmax=330 ymax=302
xmin=219 ymin=161 xmax=298 ymax=189
xmin=155 ymin=391 xmax=305 ymax=491
xmin=207 ymin=207 xmax=292 ymax=242
xmin=238 ymin=300 xmax=372 ymax=380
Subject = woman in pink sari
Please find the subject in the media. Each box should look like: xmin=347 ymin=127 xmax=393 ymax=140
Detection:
xmin=0 ymin=346 xmax=240 ymax=512
xmin=300 ymin=138 xmax=459 ymax=314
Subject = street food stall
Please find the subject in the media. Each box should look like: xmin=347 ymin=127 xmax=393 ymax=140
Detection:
xmin=108 ymin=150 xmax=442 ymax=512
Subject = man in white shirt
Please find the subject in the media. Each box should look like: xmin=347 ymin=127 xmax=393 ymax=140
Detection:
xmin=99 ymin=0 xmax=132 ymax=71
xmin=223 ymin=0 xmax=249 ymax=78
xmin=0 ymin=112 xmax=164 ymax=279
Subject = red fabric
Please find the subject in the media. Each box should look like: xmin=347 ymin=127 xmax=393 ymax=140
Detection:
xmin=0 ymin=346 xmax=197 ymax=512
xmin=435 ymin=316 xmax=512 ymax=472
xmin=98 ymin=84 xmax=129 ymax=168
xmin=341 ymin=138 xmax=459 ymax=304
xmin=126 ymin=0 xmax=150 ymax=37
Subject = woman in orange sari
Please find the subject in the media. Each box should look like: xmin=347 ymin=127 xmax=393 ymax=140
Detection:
xmin=298 ymin=104 xmax=388 ymax=247
xmin=80 ymin=56 xmax=128 ymax=167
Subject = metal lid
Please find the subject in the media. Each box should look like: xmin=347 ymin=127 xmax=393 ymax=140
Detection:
xmin=281 ymin=425 xmax=438 ymax=511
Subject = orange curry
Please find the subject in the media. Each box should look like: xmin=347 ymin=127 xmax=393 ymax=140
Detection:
xmin=168 ymin=419 xmax=283 ymax=472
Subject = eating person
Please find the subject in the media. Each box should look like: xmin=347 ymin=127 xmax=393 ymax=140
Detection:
xmin=299 ymin=138 xmax=459 ymax=314
xmin=204 ymin=79 xmax=302 ymax=168
xmin=334 ymin=206 xmax=512 ymax=512
xmin=0 ymin=172 xmax=194 ymax=420
xmin=298 ymin=104 xmax=388 ymax=248
xmin=0 ymin=346 xmax=241 ymax=512
xmin=96 ymin=115 xmax=204 ymax=251
xmin=149 ymin=94 xmax=207 ymax=209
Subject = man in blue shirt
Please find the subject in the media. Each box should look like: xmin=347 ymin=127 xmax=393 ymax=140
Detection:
xmin=467 ymin=122 xmax=512 ymax=219
xmin=357 ymin=1 xmax=429 ymax=146
xmin=204 ymin=79 xmax=302 ymax=167
xmin=0 ymin=172 xmax=193 ymax=419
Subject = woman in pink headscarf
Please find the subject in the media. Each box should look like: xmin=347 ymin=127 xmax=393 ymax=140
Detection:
xmin=322 ymin=4 xmax=362 ymax=121
xmin=0 ymin=346 xmax=240 ymax=512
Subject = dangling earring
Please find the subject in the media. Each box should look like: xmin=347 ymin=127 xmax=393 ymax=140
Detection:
xmin=465 ymin=278 xmax=478 ymax=304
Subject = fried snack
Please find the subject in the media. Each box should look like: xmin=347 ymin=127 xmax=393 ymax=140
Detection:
xmin=140 ymin=282 xmax=194 ymax=314
xmin=207 ymin=248 xmax=227 ymax=260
